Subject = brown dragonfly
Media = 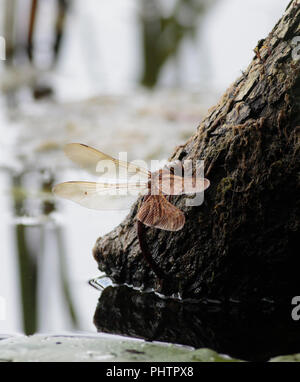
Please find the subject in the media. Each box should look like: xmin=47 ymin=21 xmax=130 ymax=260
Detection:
xmin=53 ymin=143 xmax=210 ymax=279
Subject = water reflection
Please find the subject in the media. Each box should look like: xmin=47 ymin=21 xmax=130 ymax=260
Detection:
xmin=140 ymin=0 xmax=213 ymax=87
xmin=1 ymin=0 xmax=215 ymax=97
xmin=94 ymin=284 xmax=300 ymax=361
xmin=11 ymin=170 xmax=79 ymax=335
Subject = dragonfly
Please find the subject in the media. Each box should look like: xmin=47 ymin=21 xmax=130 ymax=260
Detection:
xmin=53 ymin=143 xmax=210 ymax=279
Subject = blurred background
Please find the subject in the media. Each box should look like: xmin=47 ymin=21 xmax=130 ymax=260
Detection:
xmin=0 ymin=0 xmax=288 ymax=336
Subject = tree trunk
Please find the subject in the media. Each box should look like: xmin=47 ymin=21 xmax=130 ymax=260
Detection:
xmin=93 ymin=1 xmax=300 ymax=301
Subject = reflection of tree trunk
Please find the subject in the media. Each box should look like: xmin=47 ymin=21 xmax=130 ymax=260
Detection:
xmin=13 ymin=175 xmax=38 ymax=335
xmin=94 ymin=2 xmax=300 ymax=301
xmin=42 ymin=177 xmax=79 ymax=328
xmin=15 ymin=224 xmax=38 ymax=335
xmin=27 ymin=0 xmax=39 ymax=62
xmin=27 ymin=0 xmax=69 ymax=64
xmin=94 ymin=285 xmax=300 ymax=361
xmin=140 ymin=0 xmax=208 ymax=87
xmin=53 ymin=0 xmax=69 ymax=65
xmin=12 ymin=174 xmax=78 ymax=334
xmin=4 ymin=0 xmax=16 ymax=65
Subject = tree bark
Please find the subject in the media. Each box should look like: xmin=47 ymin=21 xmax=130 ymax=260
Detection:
xmin=93 ymin=1 xmax=300 ymax=301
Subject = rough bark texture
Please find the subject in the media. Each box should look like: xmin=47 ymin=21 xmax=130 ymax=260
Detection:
xmin=93 ymin=1 xmax=300 ymax=301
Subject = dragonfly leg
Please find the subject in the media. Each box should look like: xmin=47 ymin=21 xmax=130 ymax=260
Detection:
xmin=136 ymin=220 xmax=166 ymax=281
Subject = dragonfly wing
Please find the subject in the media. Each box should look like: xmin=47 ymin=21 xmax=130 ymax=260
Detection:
xmin=64 ymin=143 xmax=150 ymax=180
xmin=137 ymin=195 xmax=185 ymax=231
xmin=158 ymin=173 xmax=210 ymax=195
xmin=53 ymin=181 xmax=148 ymax=210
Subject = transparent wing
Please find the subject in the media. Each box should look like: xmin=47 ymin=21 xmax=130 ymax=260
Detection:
xmin=137 ymin=195 xmax=185 ymax=231
xmin=53 ymin=181 xmax=148 ymax=210
xmin=64 ymin=143 xmax=150 ymax=180
xmin=156 ymin=172 xmax=210 ymax=195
